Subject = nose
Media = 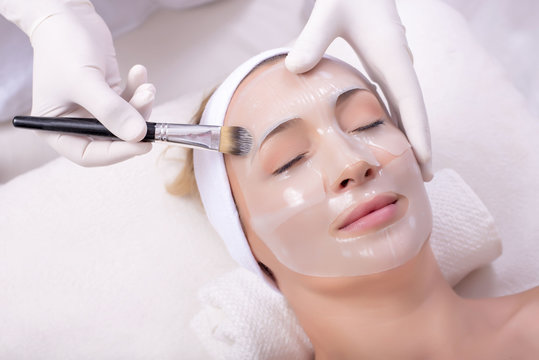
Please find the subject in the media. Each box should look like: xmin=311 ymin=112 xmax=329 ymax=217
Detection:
xmin=320 ymin=123 xmax=380 ymax=193
xmin=330 ymin=159 xmax=377 ymax=193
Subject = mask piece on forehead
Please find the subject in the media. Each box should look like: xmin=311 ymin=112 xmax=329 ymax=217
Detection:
xmin=232 ymin=60 xmax=431 ymax=277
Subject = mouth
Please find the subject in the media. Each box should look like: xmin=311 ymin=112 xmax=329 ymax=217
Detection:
xmin=332 ymin=193 xmax=403 ymax=236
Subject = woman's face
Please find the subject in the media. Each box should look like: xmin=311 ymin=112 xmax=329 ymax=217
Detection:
xmin=224 ymin=58 xmax=432 ymax=286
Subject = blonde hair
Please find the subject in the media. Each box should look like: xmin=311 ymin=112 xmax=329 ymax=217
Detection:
xmin=165 ymin=90 xmax=214 ymax=198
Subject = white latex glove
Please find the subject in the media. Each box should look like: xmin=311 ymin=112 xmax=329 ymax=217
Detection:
xmin=39 ymin=65 xmax=155 ymax=166
xmin=0 ymin=0 xmax=151 ymax=166
xmin=286 ymin=0 xmax=433 ymax=181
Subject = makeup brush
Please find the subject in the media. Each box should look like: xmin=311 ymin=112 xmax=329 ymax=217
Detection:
xmin=12 ymin=116 xmax=253 ymax=156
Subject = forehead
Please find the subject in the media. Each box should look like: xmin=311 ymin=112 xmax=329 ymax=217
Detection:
xmin=224 ymin=58 xmax=371 ymax=129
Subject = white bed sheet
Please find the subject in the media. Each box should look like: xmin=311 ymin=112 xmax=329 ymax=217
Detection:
xmin=443 ymin=0 xmax=539 ymax=117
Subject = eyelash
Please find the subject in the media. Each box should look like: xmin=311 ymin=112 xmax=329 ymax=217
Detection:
xmin=271 ymin=120 xmax=384 ymax=176
xmin=351 ymin=119 xmax=384 ymax=133
xmin=272 ymin=153 xmax=307 ymax=176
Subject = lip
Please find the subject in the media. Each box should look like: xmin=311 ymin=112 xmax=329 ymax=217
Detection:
xmin=331 ymin=193 xmax=401 ymax=236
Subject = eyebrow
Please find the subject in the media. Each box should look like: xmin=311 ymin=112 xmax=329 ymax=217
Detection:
xmin=257 ymin=117 xmax=301 ymax=152
xmin=335 ymin=88 xmax=364 ymax=108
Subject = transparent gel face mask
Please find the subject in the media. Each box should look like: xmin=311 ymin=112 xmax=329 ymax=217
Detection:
xmin=226 ymin=59 xmax=433 ymax=277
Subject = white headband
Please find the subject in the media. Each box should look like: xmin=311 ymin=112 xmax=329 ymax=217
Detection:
xmin=193 ymin=48 xmax=291 ymax=290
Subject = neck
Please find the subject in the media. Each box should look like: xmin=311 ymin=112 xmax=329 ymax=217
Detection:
xmin=280 ymin=242 xmax=472 ymax=359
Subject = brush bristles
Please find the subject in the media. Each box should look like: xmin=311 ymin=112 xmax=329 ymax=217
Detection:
xmin=219 ymin=126 xmax=253 ymax=156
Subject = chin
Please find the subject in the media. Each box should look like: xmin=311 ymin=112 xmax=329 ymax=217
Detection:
xmin=277 ymin=239 xmax=434 ymax=297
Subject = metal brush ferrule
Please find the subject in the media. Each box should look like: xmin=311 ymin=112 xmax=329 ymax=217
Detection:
xmin=153 ymin=123 xmax=221 ymax=151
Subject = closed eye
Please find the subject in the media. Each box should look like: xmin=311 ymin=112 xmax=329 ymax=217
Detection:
xmin=272 ymin=153 xmax=307 ymax=176
xmin=351 ymin=119 xmax=384 ymax=133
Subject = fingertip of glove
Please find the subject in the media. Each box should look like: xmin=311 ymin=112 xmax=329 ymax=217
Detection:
xmin=285 ymin=51 xmax=315 ymax=74
xmin=119 ymin=116 xmax=148 ymax=142
xmin=142 ymin=83 xmax=156 ymax=95
xmin=129 ymin=64 xmax=148 ymax=79
xmin=420 ymin=161 xmax=434 ymax=182
xmin=132 ymin=84 xmax=156 ymax=104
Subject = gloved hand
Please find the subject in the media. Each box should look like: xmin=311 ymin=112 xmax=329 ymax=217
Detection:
xmin=0 ymin=0 xmax=151 ymax=166
xmin=39 ymin=65 xmax=155 ymax=166
xmin=286 ymin=0 xmax=433 ymax=181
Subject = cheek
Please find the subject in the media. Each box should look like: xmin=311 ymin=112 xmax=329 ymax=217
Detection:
xmin=246 ymin=162 xmax=326 ymax=223
xmin=227 ymin=176 xmax=287 ymax=278
xmin=371 ymin=146 xmax=398 ymax=166
xmin=243 ymin=225 xmax=280 ymax=270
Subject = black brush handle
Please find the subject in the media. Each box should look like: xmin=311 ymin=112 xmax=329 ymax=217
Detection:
xmin=12 ymin=116 xmax=156 ymax=141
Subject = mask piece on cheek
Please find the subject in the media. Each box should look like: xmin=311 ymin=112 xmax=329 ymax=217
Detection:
xmin=248 ymin=150 xmax=432 ymax=277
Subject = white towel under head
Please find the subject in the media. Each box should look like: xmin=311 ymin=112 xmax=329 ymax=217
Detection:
xmin=428 ymin=169 xmax=502 ymax=285
xmin=191 ymin=168 xmax=502 ymax=360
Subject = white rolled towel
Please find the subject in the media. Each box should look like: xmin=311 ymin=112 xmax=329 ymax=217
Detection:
xmin=428 ymin=168 xmax=502 ymax=285
xmin=191 ymin=168 xmax=502 ymax=360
